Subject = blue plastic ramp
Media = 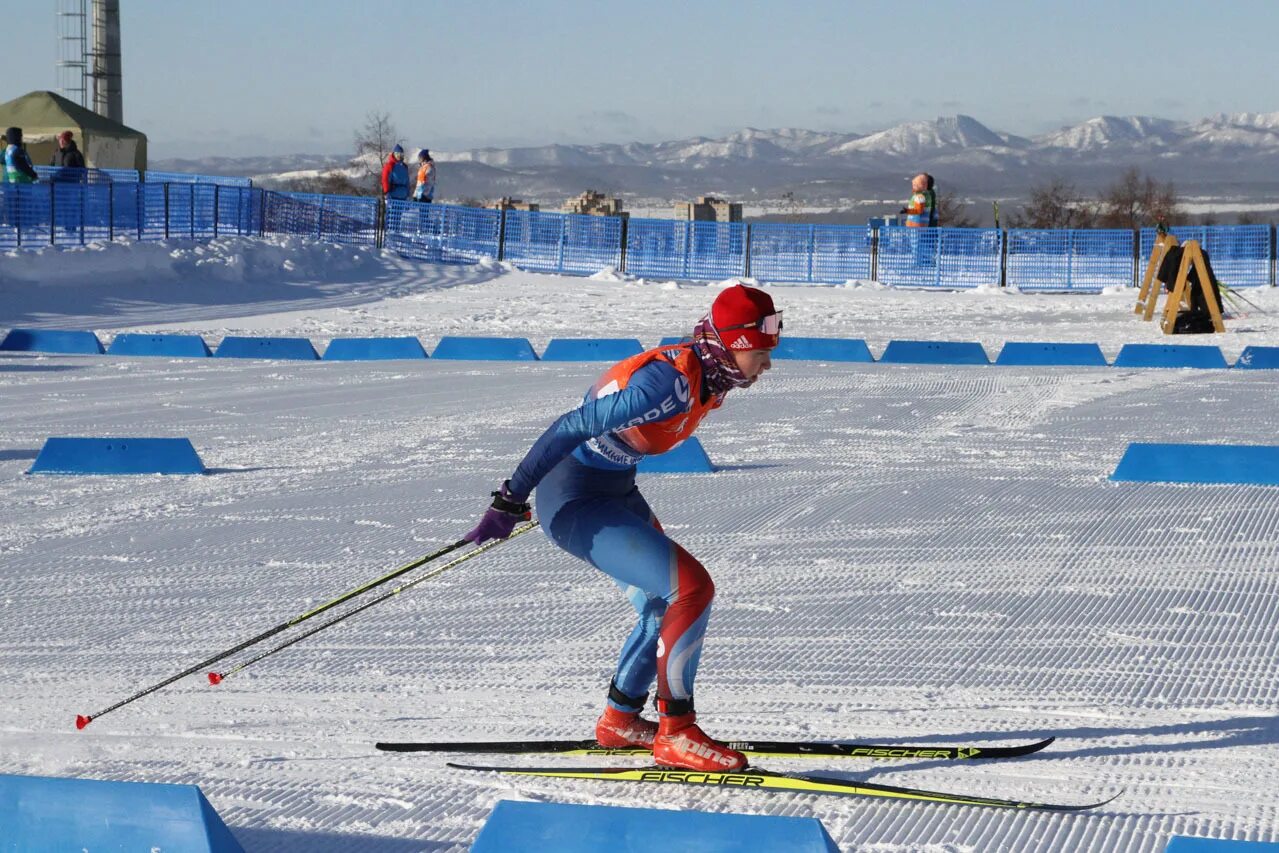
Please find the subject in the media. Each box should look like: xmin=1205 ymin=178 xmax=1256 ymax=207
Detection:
xmin=0 ymin=328 xmax=104 ymax=354
xmin=107 ymin=333 xmax=211 ymax=358
xmin=1111 ymin=443 xmax=1279 ymax=486
xmin=774 ymin=337 xmax=873 ymax=362
xmin=880 ymin=340 xmax=989 ymax=365
xmin=996 ymin=341 xmax=1108 ymax=367
xmin=659 ymin=336 xmax=690 ymax=347
xmin=541 ymin=338 xmax=644 ymax=361
xmin=1166 ymin=838 xmax=1279 ymax=852
xmin=214 ymin=336 xmax=319 ymax=360
xmin=637 ymin=437 xmax=714 ymax=474
xmin=1235 ymin=346 xmax=1279 ymax=370
xmin=28 ymin=437 xmax=207 ymax=475
xmin=472 ymin=799 xmax=838 ymax=853
xmin=323 ymin=336 xmax=428 ymax=361
xmin=1112 ymin=343 xmax=1228 ymax=369
xmin=0 ymin=773 xmax=243 ymax=852
xmin=432 ymin=336 xmax=538 ymax=360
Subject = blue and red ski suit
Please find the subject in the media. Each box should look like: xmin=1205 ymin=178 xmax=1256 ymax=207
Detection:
xmin=507 ymin=344 xmax=723 ymax=708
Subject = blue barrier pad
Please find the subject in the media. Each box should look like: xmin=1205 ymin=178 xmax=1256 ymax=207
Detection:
xmin=1166 ymin=838 xmax=1279 ymax=852
xmin=322 ymin=336 xmax=428 ymax=361
xmin=431 ymin=336 xmax=538 ymax=361
xmin=214 ymin=336 xmax=319 ymax=360
xmin=0 ymin=328 xmax=104 ymax=354
xmin=880 ymin=340 xmax=990 ymax=365
xmin=637 ymin=437 xmax=714 ymax=474
xmin=773 ymin=337 xmax=873 ymax=362
xmin=107 ymin=333 xmax=212 ymax=358
xmin=541 ymin=338 xmax=645 ymax=361
xmin=472 ymin=799 xmax=838 ymax=853
xmin=996 ymin=341 xmax=1108 ymax=367
xmin=1111 ymin=443 xmax=1279 ymax=486
xmin=659 ymin=336 xmax=690 ymax=347
xmin=1235 ymin=346 xmax=1279 ymax=369
xmin=28 ymin=437 xmax=207 ymax=475
xmin=1112 ymin=344 xmax=1228 ymax=369
xmin=0 ymin=773 xmax=243 ymax=852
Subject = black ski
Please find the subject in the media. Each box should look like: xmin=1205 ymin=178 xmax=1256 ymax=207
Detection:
xmin=447 ymin=762 xmax=1119 ymax=811
xmin=377 ymin=735 xmax=1054 ymax=761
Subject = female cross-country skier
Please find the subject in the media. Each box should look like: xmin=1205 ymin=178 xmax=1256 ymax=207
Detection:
xmin=464 ymin=283 xmax=781 ymax=772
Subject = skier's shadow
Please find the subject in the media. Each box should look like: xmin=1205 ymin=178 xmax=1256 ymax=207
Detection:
xmin=844 ymin=713 xmax=1279 ymax=782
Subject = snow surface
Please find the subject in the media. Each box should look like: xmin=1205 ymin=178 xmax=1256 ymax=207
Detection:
xmin=3 ymin=237 xmax=1279 ymax=851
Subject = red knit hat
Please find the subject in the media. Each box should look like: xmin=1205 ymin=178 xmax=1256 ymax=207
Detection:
xmin=711 ymin=284 xmax=781 ymax=350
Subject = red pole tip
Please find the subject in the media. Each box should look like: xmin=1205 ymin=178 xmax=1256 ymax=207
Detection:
xmin=207 ymin=672 xmax=223 ymax=685
xmin=75 ymin=715 xmax=91 ymax=730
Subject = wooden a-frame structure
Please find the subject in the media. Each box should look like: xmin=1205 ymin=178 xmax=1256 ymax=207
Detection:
xmin=1134 ymin=234 xmax=1225 ymax=334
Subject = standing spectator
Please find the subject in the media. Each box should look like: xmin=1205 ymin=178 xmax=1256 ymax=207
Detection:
xmin=413 ymin=149 xmax=435 ymax=203
xmin=901 ymin=172 xmax=936 ymax=228
xmin=4 ymin=127 xmax=40 ymax=184
xmin=381 ymin=144 xmax=409 ymax=200
xmin=50 ymin=131 xmax=87 ymax=170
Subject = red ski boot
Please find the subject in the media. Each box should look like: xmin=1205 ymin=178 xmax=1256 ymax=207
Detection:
xmin=652 ymin=708 xmax=746 ymax=771
xmin=595 ymin=704 xmax=658 ymax=749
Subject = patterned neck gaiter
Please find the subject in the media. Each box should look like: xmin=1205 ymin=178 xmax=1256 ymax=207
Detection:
xmin=691 ymin=314 xmax=752 ymax=396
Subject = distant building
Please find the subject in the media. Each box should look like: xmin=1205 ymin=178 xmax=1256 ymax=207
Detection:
xmin=674 ymin=196 xmax=742 ymax=223
xmin=564 ymin=190 xmax=627 ymax=218
xmin=493 ymin=197 xmax=539 ymax=212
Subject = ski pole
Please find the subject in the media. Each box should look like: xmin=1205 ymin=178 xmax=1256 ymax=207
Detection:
xmin=208 ymin=521 xmax=539 ymax=684
xmin=76 ymin=535 xmax=471 ymax=729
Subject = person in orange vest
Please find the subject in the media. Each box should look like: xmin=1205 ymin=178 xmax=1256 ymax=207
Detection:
xmin=413 ymin=149 xmax=435 ymax=203
xmin=901 ymin=172 xmax=937 ymax=227
xmin=464 ymin=284 xmax=782 ymax=772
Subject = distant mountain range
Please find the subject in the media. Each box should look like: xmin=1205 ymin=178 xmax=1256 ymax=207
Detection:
xmin=153 ymin=112 xmax=1279 ymax=205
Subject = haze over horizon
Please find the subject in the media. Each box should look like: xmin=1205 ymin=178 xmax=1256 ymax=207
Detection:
xmin=5 ymin=0 xmax=1279 ymax=159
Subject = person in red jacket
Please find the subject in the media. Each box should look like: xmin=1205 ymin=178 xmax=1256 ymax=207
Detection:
xmin=380 ymin=144 xmax=409 ymax=200
xmin=464 ymin=284 xmax=782 ymax=772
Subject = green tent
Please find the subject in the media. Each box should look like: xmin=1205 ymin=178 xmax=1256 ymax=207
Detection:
xmin=0 ymin=90 xmax=147 ymax=172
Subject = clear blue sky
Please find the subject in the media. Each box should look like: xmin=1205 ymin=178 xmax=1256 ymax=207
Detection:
xmin=5 ymin=0 xmax=1278 ymax=159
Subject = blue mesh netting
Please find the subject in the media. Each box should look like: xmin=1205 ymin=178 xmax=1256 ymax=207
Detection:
xmin=1139 ymin=225 xmax=1272 ymax=287
xmin=501 ymin=210 xmax=622 ymax=273
xmin=1007 ymin=229 xmax=1134 ymax=291
xmin=749 ymin=223 xmax=873 ymax=283
xmin=145 ymin=171 xmax=253 ymax=187
xmin=260 ymin=191 xmax=376 ymax=245
xmin=624 ymin=219 xmax=745 ymax=280
xmin=384 ymin=201 xmax=501 ymax=263
xmin=877 ymin=226 xmax=1002 ymax=288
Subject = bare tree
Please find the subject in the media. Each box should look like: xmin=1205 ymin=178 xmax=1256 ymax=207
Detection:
xmin=353 ymin=110 xmax=401 ymax=191
xmin=280 ymin=172 xmax=371 ymax=197
xmin=1095 ymin=167 xmax=1180 ymax=229
xmin=935 ymin=192 xmax=978 ymax=228
xmin=1006 ymin=178 xmax=1098 ymax=229
xmin=1237 ymin=211 xmax=1263 ymax=226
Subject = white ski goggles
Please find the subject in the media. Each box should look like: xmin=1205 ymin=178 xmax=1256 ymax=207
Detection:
xmin=721 ymin=311 xmax=783 ymax=336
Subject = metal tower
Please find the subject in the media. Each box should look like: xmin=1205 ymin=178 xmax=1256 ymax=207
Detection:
xmin=90 ymin=0 xmax=123 ymax=123
xmin=56 ymin=0 xmax=89 ymax=108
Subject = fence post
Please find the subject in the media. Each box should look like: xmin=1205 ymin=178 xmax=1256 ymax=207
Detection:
xmin=189 ymin=185 xmax=195 ymax=239
xmin=49 ymin=183 xmax=56 ymax=246
xmin=806 ymin=224 xmax=815 ymax=283
xmin=618 ymin=215 xmax=628 ymax=273
xmin=79 ymin=183 xmax=86 ymax=246
xmin=213 ymin=185 xmax=220 ymax=237
xmin=557 ymin=214 xmax=567 ymax=273
xmin=497 ymin=208 xmax=507 ymax=261
xmin=870 ymin=224 xmax=879 ymax=282
xmin=163 ymin=183 xmax=170 ymax=240
xmin=15 ymin=187 xmax=23 ymax=247
xmin=682 ymin=222 xmax=691 ymax=280
xmin=316 ymin=195 xmax=325 ymax=240
xmin=743 ymin=223 xmax=752 ymax=278
xmin=108 ymin=183 xmax=115 ymax=242
xmin=1272 ymin=222 xmax=1277 ymax=286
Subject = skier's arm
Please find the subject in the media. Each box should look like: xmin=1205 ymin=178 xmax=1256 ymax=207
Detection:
xmin=19 ymin=151 xmax=38 ymax=181
xmin=506 ymin=360 xmax=687 ymax=500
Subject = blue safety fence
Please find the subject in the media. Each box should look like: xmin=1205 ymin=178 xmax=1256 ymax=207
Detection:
xmin=1007 ymin=229 xmax=1135 ymax=291
xmin=748 ymin=223 xmax=875 ymax=284
xmin=34 ymin=166 xmax=141 ymax=183
xmin=877 ymin=226 xmax=1003 ymax=288
xmin=1139 ymin=225 xmax=1272 ymax=287
xmin=263 ymin=191 xmax=378 ymax=246
xmin=625 ymin=219 xmax=747 ymax=280
xmin=145 ymin=170 xmax=253 ymax=188
xmin=501 ymin=209 xmax=623 ymax=273
xmin=385 ymin=200 xmax=502 ymax=263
